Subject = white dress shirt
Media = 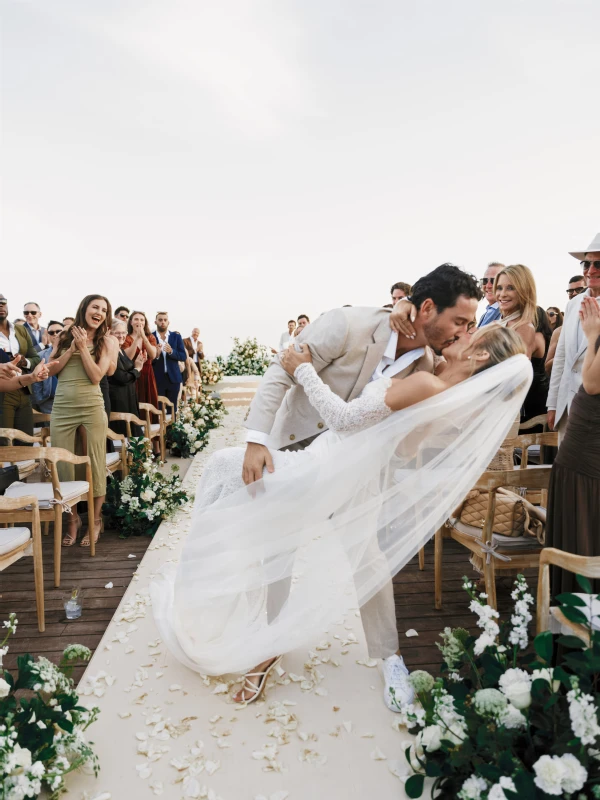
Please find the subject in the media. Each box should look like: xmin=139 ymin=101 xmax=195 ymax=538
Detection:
xmin=246 ymin=330 xmax=424 ymax=446
xmin=189 ymin=336 xmax=202 ymax=363
xmin=156 ymin=329 xmax=171 ymax=369
xmin=278 ymin=331 xmax=295 ymax=351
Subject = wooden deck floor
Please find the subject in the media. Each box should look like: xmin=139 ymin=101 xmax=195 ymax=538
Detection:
xmin=1 ymin=530 xmax=535 ymax=684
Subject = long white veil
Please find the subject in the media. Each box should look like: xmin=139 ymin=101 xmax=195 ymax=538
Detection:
xmin=151 ymin=355 xmax=532 ymax=675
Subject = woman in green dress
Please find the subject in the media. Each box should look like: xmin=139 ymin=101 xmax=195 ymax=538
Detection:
xmin=50 ymin=295 xmax=118 ymax=547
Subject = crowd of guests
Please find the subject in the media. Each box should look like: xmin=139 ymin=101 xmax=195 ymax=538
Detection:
xmin=0 ymin=295 xmax=205 ymax=546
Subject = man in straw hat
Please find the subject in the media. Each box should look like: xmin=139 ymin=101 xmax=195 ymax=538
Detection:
xmin=547 ymin=232 xmax=600 ymax=438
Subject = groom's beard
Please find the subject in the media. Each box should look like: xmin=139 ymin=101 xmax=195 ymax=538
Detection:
xmin=423 ymin=319 xmax=458 ymax=356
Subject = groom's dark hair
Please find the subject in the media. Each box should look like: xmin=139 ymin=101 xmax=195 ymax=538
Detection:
xmin=410 ymin=264 xmax=482 ymax=312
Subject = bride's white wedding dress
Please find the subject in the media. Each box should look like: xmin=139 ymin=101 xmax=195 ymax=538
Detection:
xmin=151 ymin=355 xmax=532 ymax=676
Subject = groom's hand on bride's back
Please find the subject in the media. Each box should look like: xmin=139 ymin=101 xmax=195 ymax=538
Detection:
xmin=243 ymin=443 xmax=275 ymax=485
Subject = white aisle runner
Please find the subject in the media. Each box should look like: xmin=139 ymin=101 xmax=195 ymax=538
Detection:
xmin=68 ymin=409 xmax=412 ymax=800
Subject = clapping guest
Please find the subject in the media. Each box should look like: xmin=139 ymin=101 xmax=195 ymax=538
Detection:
xmin=124 ymin=311 xmax=159 ymax=407
xmin=294 ymin=314 xmax=310 ymax=336
xmin=108 ymin=319 xmax=144 ymax=437
xmin=0 ymin=292 xmax=40 ymax=438
xmin=277 ymin=320 xmax=296 ymax=351
xmin=49 ymin=295 xmax=119 ymax=548
xmin=152 ymin=312 xmax=186 ymax=406
xmin=184 ymin=328 xmax=204 ymax=370
xmin=30 ymin=320 xmax=64 ymax=414
xmin=23 ymin=302 xmax=46 ymax=352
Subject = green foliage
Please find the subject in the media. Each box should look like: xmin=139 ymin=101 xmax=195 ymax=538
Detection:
xmin=170 ymin=393 xmax=227 ymax=459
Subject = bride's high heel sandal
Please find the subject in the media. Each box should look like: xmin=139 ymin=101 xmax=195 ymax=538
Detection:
xmin=62 ymin=515 xmax=82 ymax=547
xmin=236 ymin=656 xmax=283 ymax=705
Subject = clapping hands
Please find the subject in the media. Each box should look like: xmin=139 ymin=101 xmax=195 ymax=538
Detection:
xmin=134 ymin=351 xmax=147 ymax=371
xmin=0 ymin=356 xmax=22 ymax=380
xmin=70 ymin=326 xmax=88 ymax=351
xmin=580 ymin=296 xmax=600 ymax=342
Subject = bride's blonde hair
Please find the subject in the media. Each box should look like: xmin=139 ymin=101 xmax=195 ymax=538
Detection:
xmin=469 ymin=324 xmax=527 ymax=373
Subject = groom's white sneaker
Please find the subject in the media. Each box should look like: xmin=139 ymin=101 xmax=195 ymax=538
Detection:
xmin=382 ymin=654 xmax=414 ymax=712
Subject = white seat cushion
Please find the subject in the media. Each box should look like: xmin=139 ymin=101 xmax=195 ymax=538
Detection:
xmin=106 ymin=452 xmax=120 ymax=466
xmin=5 ymin=480 xmax=90 ymax=508
xmin=150 ymin=424 xmax=161 ymax=434
xmin=165 ymin=414 xmax=172 ymax=423
xmin=448 ymin=518 xmax=542 ymax=550
xmin=113 ymin=439 xmax=127 ymax=450
xmin=0 ymin=527 xmax=31 ymax=556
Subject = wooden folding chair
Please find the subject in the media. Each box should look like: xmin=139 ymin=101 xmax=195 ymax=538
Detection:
xmin=0 ymin=446 xmax=94 ymax=586
xmin=106 ymin=428 xmax=128 ymax=478
xmin=518 ymin=413 xmax=548 ymax=433
xmin=157 ymin=394 xmax=177 ymax=433
xmin=435 ymin=465 xmax=550 ymax=610
xmin=138 ymin=402 xmax=166 ymax=461
xmin=0 ymin=496 xmax=45 ymax=631
xmin=536 ymin=548 xmax=600 ymax=645
xmin=0 ymin=427 xmax=44 ymax=480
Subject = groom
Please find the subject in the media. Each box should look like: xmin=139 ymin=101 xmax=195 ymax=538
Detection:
xmin=243 ymin=264 xmax=482 ymax=709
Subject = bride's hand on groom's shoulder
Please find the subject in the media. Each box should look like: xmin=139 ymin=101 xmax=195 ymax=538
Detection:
xmin=390 ymin=299 xmax=417 ymax=339
xmin=280 ymin=343 xmax=312 ymax=375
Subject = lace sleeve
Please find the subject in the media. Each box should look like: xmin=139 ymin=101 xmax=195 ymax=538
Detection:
xmin=294 ymin=363 xmax=393 ymax=433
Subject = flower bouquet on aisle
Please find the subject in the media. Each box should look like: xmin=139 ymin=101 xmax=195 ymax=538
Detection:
xmin=170 ymin=393 xmax=227 ymax=458
xmin=104 ymin=437 xmax=189 ymax=536
xmin=1 ymin=614 xmax=100 ymax=799
xmin=217 ymin=336 xmax=271 ymax=376
xmin=201 ymin=359 xmax=224 ymax=387
xmin=396 ymin=574 xmax=600 ymax=799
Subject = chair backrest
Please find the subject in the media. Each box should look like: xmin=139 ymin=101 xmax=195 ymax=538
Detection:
xmin=0 ymin=495 xmax=40 ymax=514
xmin=0 ymin=427 xmax=43 ymax=445
xmin=109 ymin=412 xmax=148 ymax=438
xmin=32 ymin=410 xmax=51 ymax=424
xmin=0 ymin=445 xmax=91 ymax=467
xmin=537 ymin=547 xmax=600 ymax=634
xmin=138 ymin=403 xmax=164 ymax=433
xmin=519 ymin=413 xmax=548 ymax=432
xmin=157 ymin=395 xmax=177 ymax=421
xmin=505 ymin=432 xmax=559 ymax=468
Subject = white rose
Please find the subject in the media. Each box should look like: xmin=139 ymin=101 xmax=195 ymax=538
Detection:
xmin=488 ymin=776 xmax=516 ymax=799
xmin=533 ymin=754 xmax=566 ymax=795
xmin=532 ymin=668 xmax=560 ymax=693
xmin=0 ymin=676 xmax=11 ymax=697
xmin=503 ymin=680 xmax=531 ymax=710
xmin=140 ymin=489 xmax=156 ymax=502
xmin=416 ymin=724 xmax=443 ymax=753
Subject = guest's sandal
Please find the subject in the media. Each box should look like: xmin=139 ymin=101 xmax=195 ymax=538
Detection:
xmin=81 ymin=517 xmax=103 ymax=548
xmin=62 ymin=515 xmax=82 ymax=547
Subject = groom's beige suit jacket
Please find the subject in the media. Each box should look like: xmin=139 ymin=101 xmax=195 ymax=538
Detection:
xmin=245 ymin=306 xmax=434 ymax=451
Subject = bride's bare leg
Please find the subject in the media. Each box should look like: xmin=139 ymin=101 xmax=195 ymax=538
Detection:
xmin=233 ymin=656 xmax=280 ymax=703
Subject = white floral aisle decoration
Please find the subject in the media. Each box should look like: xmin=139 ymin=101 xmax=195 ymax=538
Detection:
xmin=104 ymin=438 xmax=189 ymax=537
xmin=170 ymin=392 xmax=227 ymax=459
xmin=0 ymin=614 xmax=100 ymax=799
xmin=217 ymin=337 xmax=271 ymax=377
xmin=200 ymin=359 xmax=224 ymax=387
xmin=395 ymin=574 xmax=600 ymax=799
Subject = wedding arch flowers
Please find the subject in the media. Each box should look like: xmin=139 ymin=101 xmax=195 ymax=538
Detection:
xmin=1 ymin=614 xmax=100 ymax=799
xmin=217 ymin=337 xmax=271 ymax=376
xmin=395 ymin=574 xmax=600 ymax=799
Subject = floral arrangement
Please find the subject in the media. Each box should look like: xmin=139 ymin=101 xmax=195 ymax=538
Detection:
xmin=104 ymin=437 xmax=189 ymax=536
xmin=170 ymin=393 xmax=227 ymax=458
xmin=217 ymin=337 xmax=271 ymax=377
xmin=1 ymin=614 xmax=100 ymax=799
xmin=201 ymin=359 xmax=224 ymax=386
xmin=395 ymin=574 xmax=600 ymax=799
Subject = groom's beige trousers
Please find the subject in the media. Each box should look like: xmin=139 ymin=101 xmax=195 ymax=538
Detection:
xmin=266 ymin=435 xmax=400 ymax=660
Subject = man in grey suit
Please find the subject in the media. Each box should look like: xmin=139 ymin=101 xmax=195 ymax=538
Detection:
xmin=242 ymin=264 xmax=482 ymax=710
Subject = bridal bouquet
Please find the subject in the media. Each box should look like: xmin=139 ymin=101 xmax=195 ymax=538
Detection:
xmin=218 ymin=337 xmax=271 ymax=376
xmin=201 ymin=359 xmax=224 ymax=386
xmin=397 ymin=575 xmax=600 ymax=799
xmin=170 ymin=393 xmax=227 ymax=458
xmin=1 ymin=614 xmax=100 ymax=799
xmin=104 ymin=438 xmax=189 ymax=536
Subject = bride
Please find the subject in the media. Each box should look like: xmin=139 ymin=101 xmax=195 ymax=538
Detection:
xmin=151 ymin=323 xmax=531 ymax=704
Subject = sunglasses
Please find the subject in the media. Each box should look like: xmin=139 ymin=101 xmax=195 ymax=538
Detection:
xmin=24 ymin=310 xmax=39 ymax=316
xmin=567 ymin=286 xmax=586 ymax=297
xmin=480 ymin=277 xmax=495 ymax=285
xmin=547 ymin=311 xmax=557 ymax=317
xmin=581 ymin=261 xmax=600 ymax=271
xmin=47 ymin=329 xmax=62 ymax=336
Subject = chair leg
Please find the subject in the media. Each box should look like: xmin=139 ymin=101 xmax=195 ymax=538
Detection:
xmin=32 ymin=536 xmax=45 ymax=633
xmin=42 ymin=521 xmax=50 ymax=536
xmin=482 ymin=558 xmax=497 ymax=610
xmin=53 ymin=510 xmax=62 ymax=588
xmin=418 ymin=547 xmax=425 ymax=571
xmin=434 ymin=528 xmax=443 ymax=610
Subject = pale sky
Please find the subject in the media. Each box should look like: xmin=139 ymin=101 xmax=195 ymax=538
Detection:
xmin=2 ymin=0 xmax=599 ymax=358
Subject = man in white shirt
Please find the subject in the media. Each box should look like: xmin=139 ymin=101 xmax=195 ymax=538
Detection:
xmin=477 ymin=262 xmax=504 ymax=327
xmin=548 ymin=233 xmax=600 ymax=437
xmin=277 ymin=320 xmax=296 ymax=352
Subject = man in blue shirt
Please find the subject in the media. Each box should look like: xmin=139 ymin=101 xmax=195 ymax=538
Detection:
xmin=477 ymin=262 xmax=504 ymax=327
